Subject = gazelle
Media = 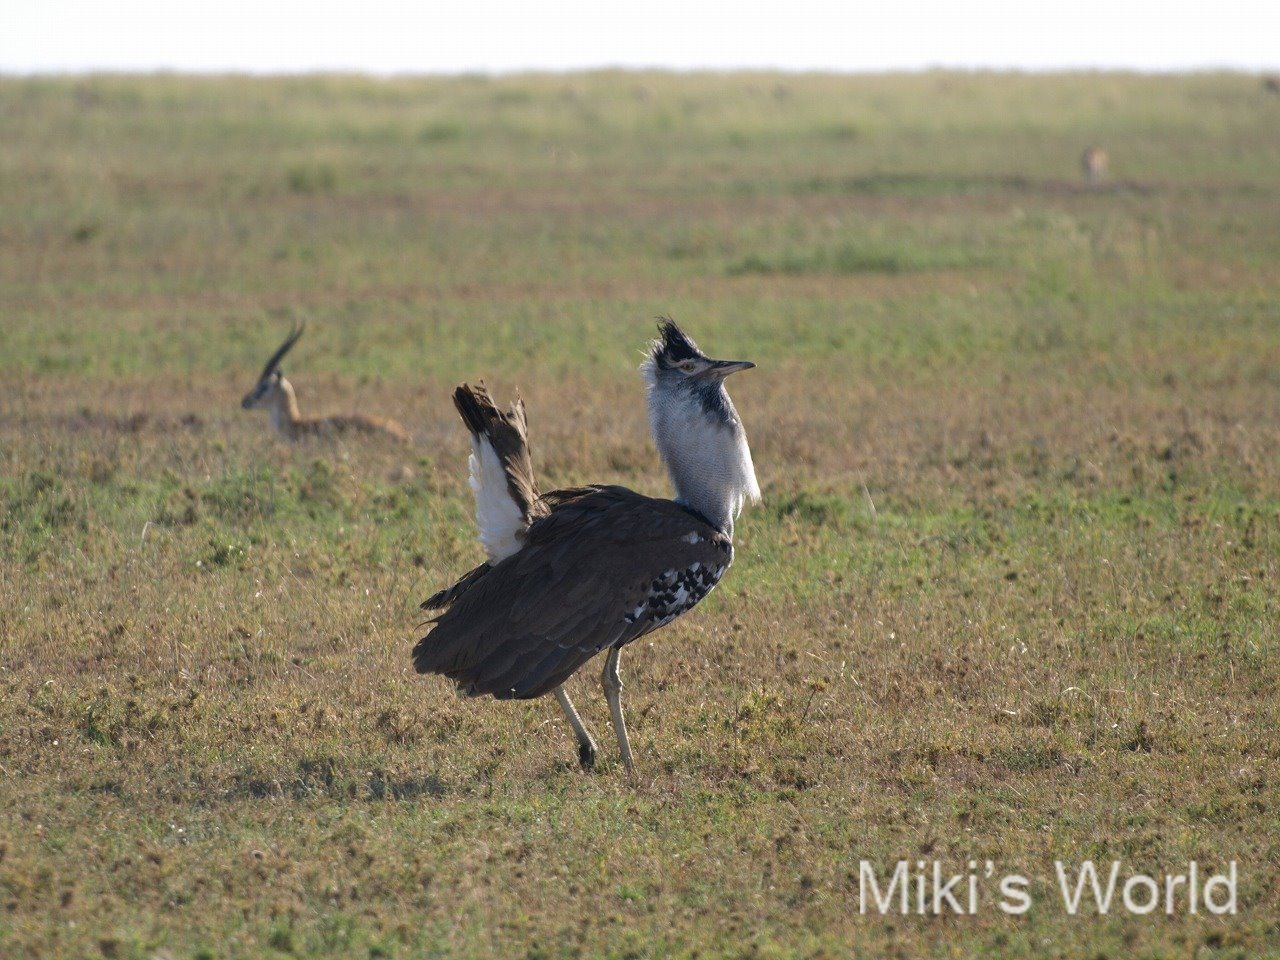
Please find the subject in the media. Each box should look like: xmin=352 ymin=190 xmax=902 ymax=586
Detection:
xmin=1081 ymin=145 xmax=1108 ymax=185
xmin=241 ymin=321 xmax=410 ymax=442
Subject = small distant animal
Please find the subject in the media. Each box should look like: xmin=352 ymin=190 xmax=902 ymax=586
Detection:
xmin=1081 ymin=145 xmax=1109 ymax=185
xmin=241 ymin=320 xmax=410 ymax=442
xmin=413 ymin=320 xmax=760 ymax=773
xmin=1263 ymin=76 xmax=1280 ymax=95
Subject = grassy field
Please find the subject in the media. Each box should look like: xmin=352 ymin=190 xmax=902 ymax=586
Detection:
xmin=2 ymin=71 xmax=1279 ymax=959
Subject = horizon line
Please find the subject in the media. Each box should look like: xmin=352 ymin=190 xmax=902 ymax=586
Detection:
xmin=4 ymin=63 xmax=1279 ymax=79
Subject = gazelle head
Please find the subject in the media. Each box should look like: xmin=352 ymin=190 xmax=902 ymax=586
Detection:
xmin=242 ymin=320 xmax=305 ymax=410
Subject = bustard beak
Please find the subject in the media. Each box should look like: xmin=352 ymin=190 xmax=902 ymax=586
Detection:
xmin=708 ymin=359 xmax=755 ymax=378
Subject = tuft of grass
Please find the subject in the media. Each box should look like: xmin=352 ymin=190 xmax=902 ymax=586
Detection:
xmin=285 ymin=161 xmax=338 ymax=195
xmin=418 ymin=119 xmax=464 ymax=143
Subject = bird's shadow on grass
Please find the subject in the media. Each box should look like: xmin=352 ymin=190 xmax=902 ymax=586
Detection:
xmin=220 ymin=757 xmax=448 ymax=803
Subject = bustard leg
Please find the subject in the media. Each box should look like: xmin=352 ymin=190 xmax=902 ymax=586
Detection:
xmin=602 ymin=647 xmax=634 ymax=773
xmin=553 ymin=684 xmax=598 ymax=770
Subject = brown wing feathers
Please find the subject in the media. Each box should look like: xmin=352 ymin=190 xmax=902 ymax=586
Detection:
xmin=413 ymin=486 xmax=731 ymax=700
xmin=420 ymin=561 xmax=490 ymax=612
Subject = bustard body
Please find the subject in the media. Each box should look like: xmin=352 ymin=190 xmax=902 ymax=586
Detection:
xmin=413 ymin=320 xmax=759 ymax=771
xmin=241 ymin=321 xmax=410 ymax=442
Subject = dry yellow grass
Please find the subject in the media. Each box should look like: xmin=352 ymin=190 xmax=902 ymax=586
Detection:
xmin=2 ymin=71 xmax=1279 ymax=959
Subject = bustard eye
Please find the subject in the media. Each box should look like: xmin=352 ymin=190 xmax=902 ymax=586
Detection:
xmin=678 ymin=360 xmax=698 ymax=373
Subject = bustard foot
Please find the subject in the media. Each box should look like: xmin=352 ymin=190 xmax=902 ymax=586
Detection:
xmin=554 ymin=685 xmax=599 ymax=774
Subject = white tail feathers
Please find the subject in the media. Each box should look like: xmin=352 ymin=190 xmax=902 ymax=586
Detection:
xmin=469 ymin=434 xmax=527 ymax=562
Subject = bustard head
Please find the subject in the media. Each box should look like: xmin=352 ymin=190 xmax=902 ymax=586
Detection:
xmin=242 ymin=320 xmax=304 ymax=410
xmin=642 ymin=318 xmax=760 ymax=535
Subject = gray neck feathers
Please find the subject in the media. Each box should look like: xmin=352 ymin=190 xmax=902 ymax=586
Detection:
xmin=643 ymin=364 xmax=760 ymax=537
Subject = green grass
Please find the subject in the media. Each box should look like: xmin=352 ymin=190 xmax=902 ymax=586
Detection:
xmin=2 ymin=71 xmax=1280 ymax=959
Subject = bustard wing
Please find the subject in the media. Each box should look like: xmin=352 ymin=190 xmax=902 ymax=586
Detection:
xmin=454 ymin=382 xmax=546 ymax=564
xmin=413 ymin=485 xmax=732 ymax=700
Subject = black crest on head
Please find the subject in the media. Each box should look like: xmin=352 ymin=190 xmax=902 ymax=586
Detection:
xmin=650 ymin=318 xmax=704 ymax=369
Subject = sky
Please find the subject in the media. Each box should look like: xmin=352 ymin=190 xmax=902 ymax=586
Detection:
xmin=3 ymin=0 xmax=1278 ymax=75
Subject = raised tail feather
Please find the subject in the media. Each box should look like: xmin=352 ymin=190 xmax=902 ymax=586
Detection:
xmin=414 ymin=384 xmax=543 ymax=674
xmin=453 ymin=383 xmax=545 ymax=563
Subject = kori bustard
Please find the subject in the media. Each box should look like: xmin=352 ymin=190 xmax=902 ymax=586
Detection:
xmin=241 ymin=321 xmax=410 ymax=441
xmin=413 ymin=320 xmax=760 ymax=772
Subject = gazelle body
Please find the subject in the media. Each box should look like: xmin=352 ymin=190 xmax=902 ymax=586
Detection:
xmin=1081 ymin=145 xmax=1108 ymax=185
xmin=241 ymin=322 xmax=410 ymax=442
